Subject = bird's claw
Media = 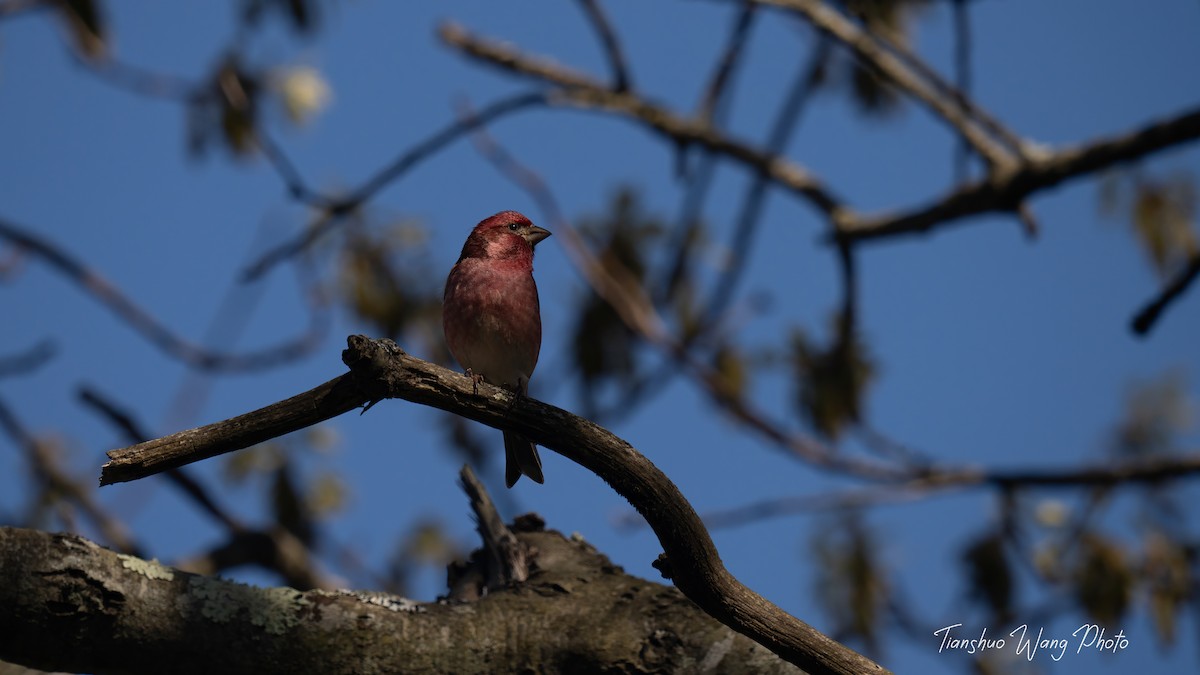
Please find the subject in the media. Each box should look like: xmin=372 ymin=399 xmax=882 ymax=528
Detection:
xmin=505 ymin=386 xmax=523 ymax=410
xmin=466 ymin=368 xmax=484 ymax=396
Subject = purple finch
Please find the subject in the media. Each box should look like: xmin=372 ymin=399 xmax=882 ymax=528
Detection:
xmin=443 ymin=211 xmax=551 ymax=487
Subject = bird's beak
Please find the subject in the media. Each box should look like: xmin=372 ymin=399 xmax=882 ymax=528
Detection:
xmin=524 ymin=225 xmax=552 ymax=247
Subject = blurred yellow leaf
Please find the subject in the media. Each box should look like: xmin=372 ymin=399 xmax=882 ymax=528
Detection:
xmin=308 ymin=471 xmax=347 ymax=517
xmin=712 ymin=342 xmax=747 ymax=401
xmin=962 ymin=533 xmax=1013 ymax=622
xmin=273 ymin=66 xmax=332 ymax=125
xmin=1074 ymin=533 xmax=1132 ymax=627
xmin=1143 ymin=530 xmax=1190 ymax=647
xmin=1112 ymin=370 xmax=1194 ymax=458
xmin=1098 ymin=169 xmax=1198 ymax=279
xmin=792 ymin=312 xmax=875 ymax=439
xmin=223 ymin=443 xmax=284 ymax=483
xmin=813 ymin=513 xmax=887 ymax=654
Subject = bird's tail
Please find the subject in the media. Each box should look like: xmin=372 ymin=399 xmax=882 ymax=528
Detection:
xmin=503 ymin=431 xmax=544 ymax=488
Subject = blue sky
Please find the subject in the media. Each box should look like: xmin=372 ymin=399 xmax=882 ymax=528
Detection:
xmin=2 ymin=2 xmax=1199 ymax=673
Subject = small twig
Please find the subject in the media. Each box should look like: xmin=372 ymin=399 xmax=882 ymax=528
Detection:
xmin=696 ymin=3 xmax=758 ymax=122
xmin=0 ymin=339 xmax=56 ymax=378
xmin=242 ymin=91 xmax=548 ymax=281
xmin=658 ymin=2 xmax=760 ymax=308
xmin=951 ymin=0 xmax=972 ymax=181
xmin=854 ymin=426 xmax=932 ymax=467
xmin=700 ymin=36 xmax=830 ymax=330
xmin=697 ymin=482 xmax=961 ymax=529
xmin=459 ymin=465 xmax=530 ymax=586
xmin=985 ymin=453 xmax=1200 ymax=489
xmin=255 ymin=132 xmax=337 ymax=208
xmin=681 ymin=451 xmax=1200 ymax=529
xmin=75 ymin=53 xmax=199 ymax=101
xmin=576 ymin=0 xmax=631 ymax=92
xmin=1130 ymin=252 xmax=1200 ymax=336
xmin=0 ymin=0 xmax=46 ymax=19
xmin=747 ymin=0 xmax=1018 ymax=170
xmin=863 ymin=1 xmax=1027 ymax=157
xmin=0 ymin=216 xmax=323 ymax=372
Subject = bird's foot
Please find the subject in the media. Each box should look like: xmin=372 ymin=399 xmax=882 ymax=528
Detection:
xmin=466 ymin=368 xmax=484 ymax=396
xmin=506 ymin=376 xmax=529 ymax=410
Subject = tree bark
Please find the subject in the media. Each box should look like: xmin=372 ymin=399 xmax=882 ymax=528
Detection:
xmin=0 ymin=526 xmax=804 ymax=675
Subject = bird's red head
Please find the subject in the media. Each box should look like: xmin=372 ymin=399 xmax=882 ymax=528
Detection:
xmin=458 ymin=210 xmax=551 ymax=263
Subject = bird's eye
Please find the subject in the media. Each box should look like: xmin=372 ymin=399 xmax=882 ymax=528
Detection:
xmin=508 ymin=222 xmax=519 ymax=231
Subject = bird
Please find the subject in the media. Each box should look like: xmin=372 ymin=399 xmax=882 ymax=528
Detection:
xmin=443 ymin=210 xmax=552 ymax=487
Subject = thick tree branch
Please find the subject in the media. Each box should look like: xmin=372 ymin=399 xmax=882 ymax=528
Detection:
xmin=836 ymin=106 xmax=1200 ymax=241
xmin=747 ymin=0 xmax=1019 ymax=169
xmin=100 ymin=375 xmax=366 ymax=485
xmin=101 ymin=336 xmax=887 ymax=675
xmin=438 ymin=22 xmax=848 ymax=221
xmin=0 ymin=526 xmax=804 ymax=675
xmin=440 ymin=18 xmax=1200 ymax=252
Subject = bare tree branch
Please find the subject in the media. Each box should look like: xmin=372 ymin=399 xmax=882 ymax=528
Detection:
xmin=75 ymin=53 xmax=198 ymax=100
xmin=951 ymin=0 xmax=973 ymax=180
xmin=241 ymin=91 xmax=549 ymax=281
xmin=693 ymin=451 xmax=1200 ymax=528
xmin=746 ymin=0 xmax=1019 ymax=170
xmin=696 ymin=3 xmax=759 ymax=123
xmin=439 ymin=22 xmax=848 ymax=220
xmin=0 ymin=217 xmax=325 ymax=372
xmin=836 ymin=106 xmax=1200 ymax=241
xmin=1130 ymin=252 xmax=1200 ymax=336
xmin=100 ymin=373 xmax=365 ymax=486
xmin=0 ymin=339 xmax=55 ymax=378
xmin=0 ymin=0 xmax=47 ymax=20
xmin=459 ymin=464 xmax=530 ymax=588
xmin=440 ymin=17 xmax=1200 ymax=253
xmin=701 ymin=36 xmax=830 ymax=330
xmin=100 ymin=336 xmax=888 ymax=675
xmin=577 ymin=0 xmax=631 ymax=92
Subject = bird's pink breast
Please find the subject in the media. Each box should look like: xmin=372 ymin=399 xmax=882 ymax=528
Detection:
xmin=443 ymin=257 xmax=542 ymax=391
